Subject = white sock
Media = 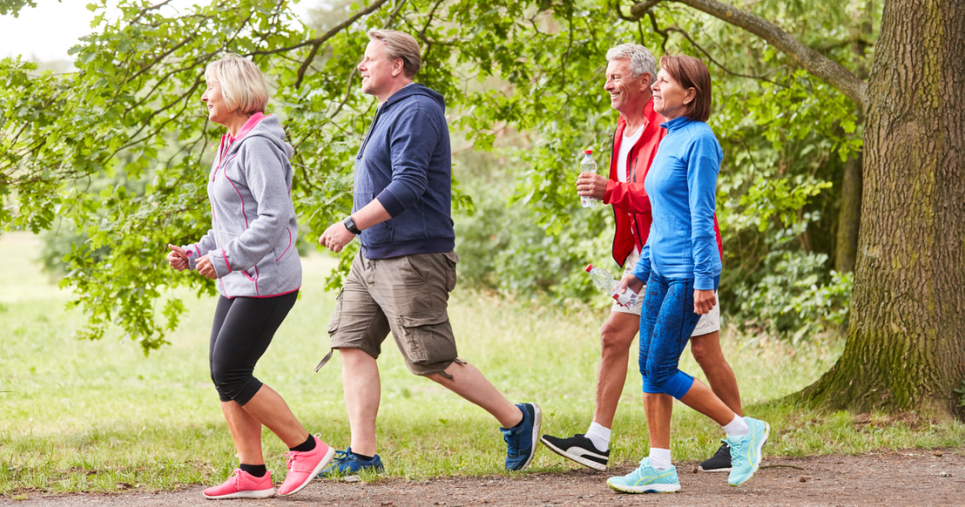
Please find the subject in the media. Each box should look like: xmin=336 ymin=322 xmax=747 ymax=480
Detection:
xmin=585 ymin=422 xmax=611 ymax=452
xmin=722 ymin=414 xmax=749 ymax=438
xmin=649 ymin=448 xmax=672 ymax=470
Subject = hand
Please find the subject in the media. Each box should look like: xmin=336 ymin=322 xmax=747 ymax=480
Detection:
xmin=319 ymin=221 xmax=356 ymax=253
xmin=617 ymin=274 xmax=644 ymax=298
xmin=576 ymin=172 xmax=608 ymax=200
xmin=694 ymin=289 xmax=716 ymax=315
xmin=166 ymin=244 xmax=188 ymax=271
xmin=196 ymin=255 xmax=217 ymax=279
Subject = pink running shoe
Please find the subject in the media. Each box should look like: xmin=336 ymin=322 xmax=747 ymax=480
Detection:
xmin=202 ymin=468 xmax=275 ymax=500
xmin=277 ymin=435 xmax=336 ymax=497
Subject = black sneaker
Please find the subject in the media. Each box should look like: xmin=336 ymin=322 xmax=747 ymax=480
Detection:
xmin=539 ymin=433 xmax=609 ymax=471
xmin=698 ymin=441 xmax=732 ymax=472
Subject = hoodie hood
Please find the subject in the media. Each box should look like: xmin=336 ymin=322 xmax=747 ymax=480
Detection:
xmin=381 ymin=83 xmax=446 ymax=113
xmin=222 ymin=113 xmax=294 ymax=160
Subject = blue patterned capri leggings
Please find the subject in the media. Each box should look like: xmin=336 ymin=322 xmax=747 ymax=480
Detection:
xmin=639 ymin=272 xmax=720 ymax=399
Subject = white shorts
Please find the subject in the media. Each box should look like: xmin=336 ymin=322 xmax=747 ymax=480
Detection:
xmin=611 ymin=251 xmax=721 ymax=336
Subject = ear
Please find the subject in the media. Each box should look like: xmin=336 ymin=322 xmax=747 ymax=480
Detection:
xmin=639 ymin=73 xmax=652 ymax=92
xmin=682 ymin=87 xmax=697 ymax=105
xmin=391 ymin=58 xmax=405 ymax=78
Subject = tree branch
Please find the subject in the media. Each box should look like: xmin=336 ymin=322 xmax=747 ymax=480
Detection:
xmin=247 ymin=0 xmax=393 ymax=58
xmin=630 ymin=0 xmax=867 ymax=108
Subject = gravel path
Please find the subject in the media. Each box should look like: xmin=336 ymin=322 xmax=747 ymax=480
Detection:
xmin=5 ymin=451 xmax=963 ymax=506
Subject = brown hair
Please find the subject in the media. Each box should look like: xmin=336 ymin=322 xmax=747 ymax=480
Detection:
xmin=659 ymin=55 xmax=712 ymax=123
xmin=367 ymin=30 xmax=422 ymax=78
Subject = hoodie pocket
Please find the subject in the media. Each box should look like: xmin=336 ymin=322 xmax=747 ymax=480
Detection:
xmin=355 ymin=192 xmax=393 ymax=246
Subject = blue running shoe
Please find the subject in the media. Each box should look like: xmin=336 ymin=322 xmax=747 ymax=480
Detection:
xmin=607 ymin=458 xmax=680 ymax=493
xmin=726 ymin=417 xmax=769 ymax=486
xmin=315 ymin=447 xmax=384 ymax=479
xmin=500 ymin=403 xmax=541 ymax=471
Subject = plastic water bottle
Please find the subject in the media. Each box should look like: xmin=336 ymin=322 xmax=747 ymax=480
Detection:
xmin=585 ymin=264 xmax=637 ymax=307
xmin=579 ymin=149 xmax=598 ymax=208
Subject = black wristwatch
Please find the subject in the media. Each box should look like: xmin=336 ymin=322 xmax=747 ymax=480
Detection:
xmin=343 ymin=216 xmax=361 ymax=235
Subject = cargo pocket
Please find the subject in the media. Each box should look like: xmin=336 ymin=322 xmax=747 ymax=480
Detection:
xmin=327 ymin=289 xmax=343 ymax=336
xmin=443 ymin=251 xmax=459 ymax=292
xmin=400 ymin=309 xmax=458 ymax=365
xmin=316 ymin=289 xmax=344 ymax=373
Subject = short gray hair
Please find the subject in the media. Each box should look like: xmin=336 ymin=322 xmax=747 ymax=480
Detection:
xmin=606 ymin=43 xmax=657 ymax=84
xmin=367 ymin=30 xmax=422 ymax=78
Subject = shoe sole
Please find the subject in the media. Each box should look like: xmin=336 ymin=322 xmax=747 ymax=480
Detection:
xmin=516 ymin=403 xmax=542 ymax=471
xmin=697 ymin=466 xmax=731 ymax=473
xmin=607 ymin=480 xmax=680 ymax=494
xmin=278 ymin=445 xmax=337 ymax=497
xmin=730 ymin=422 xmax=769 ymax=487
xmin=540 ymin=437 xmax=607 ymax=472
xmin=203 ymin=488 xmax=276 ymax=500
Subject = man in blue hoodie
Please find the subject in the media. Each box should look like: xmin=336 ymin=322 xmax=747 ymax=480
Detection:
xmin=317 ymin=30 xmax=541 ymax=475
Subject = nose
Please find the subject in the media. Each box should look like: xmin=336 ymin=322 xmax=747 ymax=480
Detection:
xmin=604 ymin=79 xmax=614 ymax=91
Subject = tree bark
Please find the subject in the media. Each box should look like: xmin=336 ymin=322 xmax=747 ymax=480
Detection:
xmin=802 ymin=0 xmax=965 ymax=418
xmin=834 ymin=152 xmax=861 ymax=273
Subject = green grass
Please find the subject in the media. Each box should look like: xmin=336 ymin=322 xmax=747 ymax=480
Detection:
xmin=1 ymin=231 xmax=963 ymax=495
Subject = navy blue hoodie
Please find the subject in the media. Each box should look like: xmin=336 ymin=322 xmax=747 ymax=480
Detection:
xmin=354 ymin=83 xmax=454 ymax=258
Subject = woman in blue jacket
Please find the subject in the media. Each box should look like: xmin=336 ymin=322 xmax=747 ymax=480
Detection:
xmin=607 ymin=55 xmax=769 ymax=494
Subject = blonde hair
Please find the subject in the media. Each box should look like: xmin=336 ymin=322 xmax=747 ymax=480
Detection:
xmin=204 ymin=54 xmax=269 ymax=115
xmin=367 ymin=30 xmax=422 ymax=77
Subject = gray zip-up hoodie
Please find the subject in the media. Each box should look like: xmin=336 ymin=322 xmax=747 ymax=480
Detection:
xmin=181 ymin=113 xmax=301 ymax=299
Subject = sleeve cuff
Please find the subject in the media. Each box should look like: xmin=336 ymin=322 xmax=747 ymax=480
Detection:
xmin=210 ymin=250 xmax=231 ymax=278
xmin=376 ymin=188 xmax=405 ymax=217
xmin=603 ymin=179 xmax=616 ymax=204
xmin=694 ymin=276 xmax=715 ymax=291
xmin=182 ymin=244 xmax=199 ymax=270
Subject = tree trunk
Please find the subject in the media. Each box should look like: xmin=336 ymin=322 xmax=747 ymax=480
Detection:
xmin=802 ymin=0 xmax=965 ymax=418
xmin=835 ymin=153 xmax=862 ymax=273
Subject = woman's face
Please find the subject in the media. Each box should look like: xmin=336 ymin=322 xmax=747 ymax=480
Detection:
xmin=201 ymin=78 xmax=231 ymax=125
xmin=651 ymin=68 xmax=694 ymax=121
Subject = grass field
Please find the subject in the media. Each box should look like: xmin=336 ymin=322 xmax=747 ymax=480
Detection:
xmin=1 ymin=231 xmax=963 ymax=496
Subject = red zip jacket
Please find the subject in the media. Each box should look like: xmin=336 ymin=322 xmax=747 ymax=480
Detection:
xmin=603 ymin=100 xmax=724 ymax=269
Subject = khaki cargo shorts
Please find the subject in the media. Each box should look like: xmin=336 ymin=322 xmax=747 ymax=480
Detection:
xmin=318 ymin=250 xmax=461 ymax=377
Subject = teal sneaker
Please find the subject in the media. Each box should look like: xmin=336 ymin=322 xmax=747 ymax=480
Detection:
xmin=606 ymin=458 xmax=680 ymax=494
xmin=726 ymin=417 xmax=769 ymax=486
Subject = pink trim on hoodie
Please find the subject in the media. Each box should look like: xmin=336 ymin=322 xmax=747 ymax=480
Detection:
xmin=212 ymin=113 xmax=269 ymax=180
xmin=221 ymin=249 xmax=232 ymax=273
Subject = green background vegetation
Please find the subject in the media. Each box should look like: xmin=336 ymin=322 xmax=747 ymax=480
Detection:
xmin=2 ymin=233 xmax=962 ymax=495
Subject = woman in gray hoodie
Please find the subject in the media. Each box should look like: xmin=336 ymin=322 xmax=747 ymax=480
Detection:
xmin=165 ymin=55 xmax=332 ymax=499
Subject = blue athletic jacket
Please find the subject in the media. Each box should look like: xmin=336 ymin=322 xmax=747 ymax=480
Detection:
xmin=354 ymin=83 xmax=455 ymax=259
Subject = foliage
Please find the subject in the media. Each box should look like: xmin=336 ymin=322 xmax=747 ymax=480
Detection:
xmin=0 ymin=0 xmax=877 ymax=351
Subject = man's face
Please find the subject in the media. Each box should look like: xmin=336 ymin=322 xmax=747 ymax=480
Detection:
xmin=604 ymin=58 xmax=650 ymax=113
xmin=358 ymin=39 xmax=398 ymax=97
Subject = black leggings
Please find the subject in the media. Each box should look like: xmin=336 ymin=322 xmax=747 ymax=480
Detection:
xmin=209 ymin=291 xmax=298 ymax=405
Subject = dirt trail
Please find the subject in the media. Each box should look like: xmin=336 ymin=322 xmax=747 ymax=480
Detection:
xmin=5 ymin=451 xmax=963 ymax=506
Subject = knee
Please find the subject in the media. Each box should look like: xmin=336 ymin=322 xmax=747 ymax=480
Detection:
xmin=644 ymin=370 xmax=694 ymax=400
xmin=690 ymin=334 xmax=722 ymax=368
xmin=600 ymin=324 xmax=633 ymax=357
xmin=210 ymin=362 xmax=252 ymax=399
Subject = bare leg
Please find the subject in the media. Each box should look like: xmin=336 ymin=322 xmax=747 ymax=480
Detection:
xmin=690 ymin=331 xmax=742 ymax=416
xmin=642 ymin=392 xmax=673 ymax=449
xmin=678 ymin=378 xmax=736 ymax=426
xmin=222 ymin=401 xmax=265 ymax=465
xmin=239 ymin=385 xmax=310 ymax=447
xmin=592 ymin=312 xmax=640 ymax=428
xmin=427 ymin=361 xmax=523 ymax=428
xmin=339 ymin=348 xmax=381 ymax=457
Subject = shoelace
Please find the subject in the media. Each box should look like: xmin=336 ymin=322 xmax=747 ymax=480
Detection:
xmin=285 ymin=451 xmax=300 ymax=470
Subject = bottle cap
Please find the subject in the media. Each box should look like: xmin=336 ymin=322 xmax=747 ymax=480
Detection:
xmin=584 ymin=149 xmax=592 ymax=155
xmin=585 ymin=264 xmax=593 ymax=272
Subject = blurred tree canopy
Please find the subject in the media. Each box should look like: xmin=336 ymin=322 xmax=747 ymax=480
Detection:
xmin=2 ymin=0 xmax=962 ymax=417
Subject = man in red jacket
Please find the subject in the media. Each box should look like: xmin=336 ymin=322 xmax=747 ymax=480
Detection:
xmin=540 ymin=43 xmax=742 ymax=473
